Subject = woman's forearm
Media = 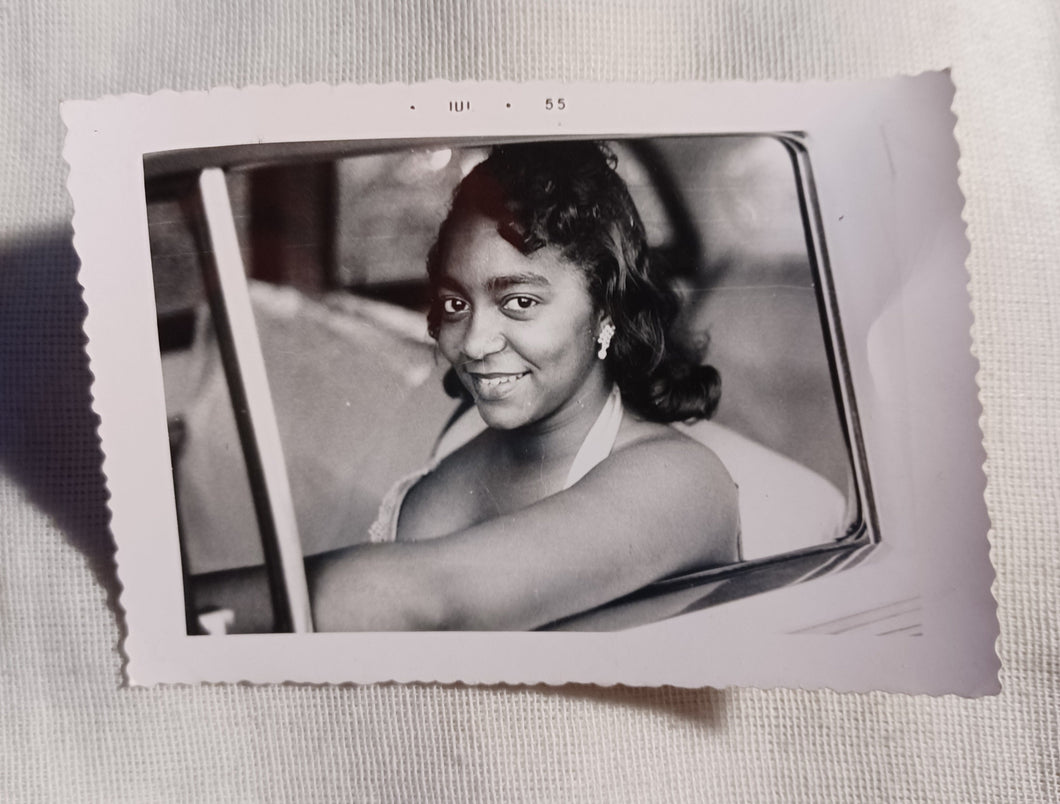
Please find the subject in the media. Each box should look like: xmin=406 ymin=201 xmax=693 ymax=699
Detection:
xmin=189 ymin=546 xmax=450 ymax=633
xmin=189 ymin=564 xmax=276 ymax=633
xmin=307 ymin=543 xmax=450 ymax=632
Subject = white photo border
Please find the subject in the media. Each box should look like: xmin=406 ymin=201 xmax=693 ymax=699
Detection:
xmin=64 ymin=75 xmax=1000 ymax=692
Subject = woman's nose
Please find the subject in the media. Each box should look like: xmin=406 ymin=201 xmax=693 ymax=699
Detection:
xmin=461 ymin=310 xmax=506 ymax=360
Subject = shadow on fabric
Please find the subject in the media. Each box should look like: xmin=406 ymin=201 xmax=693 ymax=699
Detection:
xmin=0 ymin=228 xmax=119 ymax=615
xmin=532 ymin=682 xmax=730 ymax=726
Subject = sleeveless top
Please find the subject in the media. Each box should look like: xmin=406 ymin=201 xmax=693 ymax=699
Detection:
xmin=367 ymin=385 xmax=625 ymax=543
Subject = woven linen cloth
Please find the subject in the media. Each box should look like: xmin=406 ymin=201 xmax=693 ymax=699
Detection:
xmin=1 ymin=1 xmax=1057 ymax=801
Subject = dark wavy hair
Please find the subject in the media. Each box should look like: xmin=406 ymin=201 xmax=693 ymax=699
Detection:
xmin=425 ymin=140 xmax=720 ymax=423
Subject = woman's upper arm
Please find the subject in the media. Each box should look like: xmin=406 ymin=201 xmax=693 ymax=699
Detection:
xmin=309 ymin=436 xmax=737 ymax=632
xmin=394 ymin=437 xmax=738 ymax=630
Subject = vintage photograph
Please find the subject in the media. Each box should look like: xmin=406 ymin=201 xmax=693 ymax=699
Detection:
xmin=65 ymin=77 xmax=998 ymax=689
xmin=146 ymin=134 xmax=873 ymax=635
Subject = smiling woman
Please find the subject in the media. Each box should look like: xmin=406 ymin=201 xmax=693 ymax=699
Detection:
xmin=170 ymin=134 xmax=866 ymax=636
xmin=433 ymin=216 xmax=603 ymax=432
xmin=306 ymin=142 xmax=741 ymax=631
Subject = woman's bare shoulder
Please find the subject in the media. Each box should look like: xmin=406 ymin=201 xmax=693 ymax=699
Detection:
xmin=538 ymin=417 xmax=738 ymax=570
xmin=613 ymin=417 xmax=734 ymax=487
xmin=395 ymin=432 xmax=492 ymax=542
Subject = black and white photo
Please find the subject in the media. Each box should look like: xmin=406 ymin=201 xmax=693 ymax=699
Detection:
xmin=64 ymin=76 xmax=998 ymax=691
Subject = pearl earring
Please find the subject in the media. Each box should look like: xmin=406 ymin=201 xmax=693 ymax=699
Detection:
xmin=596 ymin=323 xmax=616 ymax=360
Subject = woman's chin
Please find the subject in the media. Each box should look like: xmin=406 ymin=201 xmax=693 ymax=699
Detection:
xmin=474 ymin=401 xmax=533 ymax=431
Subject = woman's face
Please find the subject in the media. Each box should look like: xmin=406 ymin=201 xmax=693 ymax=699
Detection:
xmin=434 ymin=213 xmax=608 ymax=431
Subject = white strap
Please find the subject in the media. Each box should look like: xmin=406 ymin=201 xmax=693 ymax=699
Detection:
xmin=563 ymin=385 xmax=624 ymax=488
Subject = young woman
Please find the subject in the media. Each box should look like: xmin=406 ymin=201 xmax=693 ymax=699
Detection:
xmin=306 ymin=141 xmax=740 ymax=631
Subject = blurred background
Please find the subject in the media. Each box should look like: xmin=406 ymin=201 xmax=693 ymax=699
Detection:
xmin=147 ymin=136 xmax=854 ymax=578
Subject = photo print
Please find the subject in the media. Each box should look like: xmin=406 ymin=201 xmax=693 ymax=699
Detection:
xmin=65 ymin=76 xmax=998 ymax=691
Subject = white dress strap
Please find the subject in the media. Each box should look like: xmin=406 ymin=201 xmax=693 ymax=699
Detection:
xmin=563 ymin=384 xmax=624 ymax=488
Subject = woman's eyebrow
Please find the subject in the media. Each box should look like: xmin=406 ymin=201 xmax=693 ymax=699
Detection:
xmin=486 ymin=272 xmax=551 ymax=293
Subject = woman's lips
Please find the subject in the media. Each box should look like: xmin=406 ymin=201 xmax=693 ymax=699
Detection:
xmin=466 ymin=371 xmax=528 ymax=401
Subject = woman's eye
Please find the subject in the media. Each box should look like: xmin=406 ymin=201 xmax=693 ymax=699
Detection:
xmin=441 ymin=297 xmax=468 ymax=315
xmin=501 ymin=296 xmax=538 ymax=313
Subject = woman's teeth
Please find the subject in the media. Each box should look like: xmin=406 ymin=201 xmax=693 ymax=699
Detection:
xmin=478 ymin=373 xmax=524 ymax=388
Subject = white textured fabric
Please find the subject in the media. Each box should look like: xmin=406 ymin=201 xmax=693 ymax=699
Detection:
xmin=1 ymin=1 xmax=1057 ymax=801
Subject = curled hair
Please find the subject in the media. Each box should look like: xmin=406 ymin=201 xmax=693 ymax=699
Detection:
xmin=426 ymin=141 xmax=720 ymax=423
